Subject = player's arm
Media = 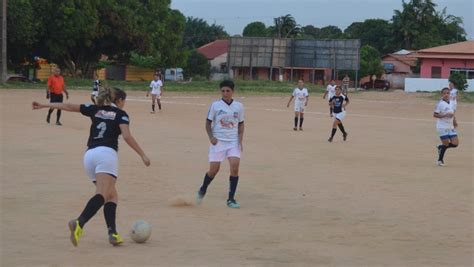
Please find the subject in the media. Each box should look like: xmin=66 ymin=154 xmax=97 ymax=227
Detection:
xmin=206 ymin=119 xmax=217 ymax=145
xmin=238 ymin=121 xmax=244 ymax=151
xmin=119 ymin=124 xmax=151 ymax=166
xmin=343 ymin=96 xmax=350 ymax=108
xmin=287 ymin=95 xmax=294 ymax=107
xmin=32 ymin=102 xmax=80 ymax=112
xmin=305 ymin=96 xmax=309 ymax=106
xmin=433 ymin=112 xmax=453 ymax=119
xmin=63 ymin=86 xmax=69 ymax=99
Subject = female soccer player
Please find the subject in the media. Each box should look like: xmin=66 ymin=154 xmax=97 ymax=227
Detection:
xmin=146 ymin=74 xmax=164 ymax=113
xmin=328 ymin=86 xmax=349 ymax=142
xmin=287 ymin=79 xmax=309 ymax=131
xmin=90 ymin=72 xmax=101 ymax=104
xmin=196 ymin=80 xmax=245 ymax=209
xmin=322 ymin=79 xmax=336 ymax=117
xmin=32 ymin=87 xmax=151 ymax=246
xmin=434 ymin=87 xmax=459 ymax=166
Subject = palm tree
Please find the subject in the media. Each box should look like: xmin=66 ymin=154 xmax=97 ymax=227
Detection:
xmin=273 ymin=14 xmax=300 ymax=38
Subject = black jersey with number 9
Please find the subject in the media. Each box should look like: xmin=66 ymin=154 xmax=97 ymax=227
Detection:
xmin=80 ymin=104 xmax=130 ymax=151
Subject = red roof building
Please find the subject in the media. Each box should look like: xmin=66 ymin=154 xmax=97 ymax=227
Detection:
xmin=197 ymin=40 xmax=229 ymax=75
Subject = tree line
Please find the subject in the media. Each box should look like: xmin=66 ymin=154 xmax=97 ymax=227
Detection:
xmin=7 ymin=0 xmax=466 ymax=79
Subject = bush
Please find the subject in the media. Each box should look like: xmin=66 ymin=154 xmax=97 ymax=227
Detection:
xmin=449 ymin=72 xmax=468 ymax=91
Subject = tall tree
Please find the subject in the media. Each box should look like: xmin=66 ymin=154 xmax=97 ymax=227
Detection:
xmin=318 ymin=25 xmax=343 ymax=39
xmin=392 ymin=0 xmax=465 ymax=50
xmin=242 ymin=22 xmax=268 ymax=37
xmin=183 ymin=17 xmax=228 ymax=49
xmin=272 ymin=14 xmax=300 ymax=38
xmin=359 ymin=45 xmax=383 ymax=79
xmin=344 ymin=19 xmax=394 ymax=54
xmin=300 ymin=25 xmax=321 ymax=39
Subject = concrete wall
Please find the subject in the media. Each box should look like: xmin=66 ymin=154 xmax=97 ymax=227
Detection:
xmin=210 ymin=53 xmax=227 ymax=70
xmin=405 ymin=78 xmax=474 ymax=92
xmin=420 ymin=58 xmax=474 ymax=78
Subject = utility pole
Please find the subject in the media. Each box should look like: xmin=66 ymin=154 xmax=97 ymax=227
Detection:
xmin=0 ymin=0 xmax=6 ymax=83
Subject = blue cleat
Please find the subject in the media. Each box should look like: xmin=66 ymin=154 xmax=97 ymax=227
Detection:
xmin=226 ymin=199 xmax=240 ymax=209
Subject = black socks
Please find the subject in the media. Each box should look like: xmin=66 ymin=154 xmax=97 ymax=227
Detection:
xmin=299 ymin=118 xmax=304 ymax=128
xmin=152 ymin=104 xmax=155 ymax=112
xmin=104 ymin=202 xmax=117 ymax=234
xmin=56 ymin=109 xmax=62 ymax=123
xmin=229 ymin=176 xmax=239 ymax=201
xmin=199 ymin=173 xmax=214 ymax=194
xmin=294 ymin=117 xmax=298 ymax=128
xmin=337 ymin=123 xmax=347 ymax=135
xmin=330 ymin=128 xmax=337 ymax=138
xmin=78 ymin=194 xmax=105 ymax=228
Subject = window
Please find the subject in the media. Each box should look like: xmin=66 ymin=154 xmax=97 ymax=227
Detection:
xmin=450 ymin=68 xmax=474 ymax=79
xmin=431 ymin=66 xmax=442 ymax=78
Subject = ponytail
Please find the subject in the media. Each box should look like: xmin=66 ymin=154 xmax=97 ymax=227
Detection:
xmin=96 ymin=87 xmax=127 ymax=106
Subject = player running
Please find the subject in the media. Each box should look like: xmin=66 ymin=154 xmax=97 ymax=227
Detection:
xmin=147 ymin=74 xmax=164 ymax=113
xmin=322 ymin=79 xmax=336 ymax=117
xmin=287 ymin=79 xmax=309 ymax=131
xmin=32 ymin=87 xmax=150 ymax=246
xmin=196 ymin=80 xmax=245 ymax=209
xmin=328 ymin=86 xmax=349 ymax=142
xmin=434 ymin=87 xmax=459 ymax=167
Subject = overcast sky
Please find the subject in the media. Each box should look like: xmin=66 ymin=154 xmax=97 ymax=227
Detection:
xmin=171 ymin=0 xmax=473 ymax=40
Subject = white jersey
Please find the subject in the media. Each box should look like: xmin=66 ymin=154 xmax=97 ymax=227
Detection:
xmin=450 ymin=88 xmax=458 ymax=110
xmin=149 ymin=80 xmax=163 ymax=95
xmin=207 ymin=99 xmax=244 ymax=143
xmin=292 ymin=88 xmax=309 ymax=104
xmin=326 ymin=84 xmax=336 ymax=99
xmin=434 ymin=99 xmax=454 ymax=129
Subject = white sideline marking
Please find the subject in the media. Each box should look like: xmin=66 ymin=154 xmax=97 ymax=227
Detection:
xmin=127 ymin=98 xmax=473 ymax=125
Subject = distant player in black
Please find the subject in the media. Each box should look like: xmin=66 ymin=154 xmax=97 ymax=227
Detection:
xmin=328 ymin=86 xmax=349 ymax=142
xmin=90 ymin=72 xmax=101 ymax=104
xmin=32 ymin=87 xmax=151 ymax=247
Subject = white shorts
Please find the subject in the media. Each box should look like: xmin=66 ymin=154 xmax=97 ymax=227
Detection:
xmin=208 ymin=141 xmax=241 ymax=162
xmin=334 ymin=111 xmax=346 ymax=121
xmin=83 ymin=146 xmax=118 ymax=182
xmin=437 ymin=128 xmax=457 ymax=140
xmin=91 ymin=91 xmax=98 ymax=97
xmin=151 ymin=89 xmax=161 ymax=97
xmin=294 ymin=101 xmax=306 ymax=112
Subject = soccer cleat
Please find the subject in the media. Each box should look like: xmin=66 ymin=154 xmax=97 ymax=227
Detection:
xmin=227 ymin=199 xmax=240 ymax=209
xmin=196 ymin=190 xmax=205 ymax=205
xmin=328 ymin=137 xmax=333 ymax=142
xmin=109 ymin=233 xmax=124 ymax=246
xmin=343 ymin=133 xmax=348 ymax=141
xmin=150 ymin=111 xmax=155 ymax=114
xmin=299 ymin=127 xmax=303 ymax=131
xmin=56 ymin=121 xmax=62 ymax=126
xmin=437 ymin=160 xmax=445 ymax=167
xmin=293 ymin=127 xmax=297 ymax=131
xmin=68 ymin=219 xmax=83 ymax=247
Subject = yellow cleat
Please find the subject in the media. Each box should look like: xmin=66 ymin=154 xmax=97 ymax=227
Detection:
xmin=109 ymin=233 xmax=123 ymax=246
xmin=68 ymin=219 xmax=83 ymax=247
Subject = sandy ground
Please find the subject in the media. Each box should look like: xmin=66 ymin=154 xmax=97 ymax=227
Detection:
xmin=0 ymin=89 xmax=473 ymax=267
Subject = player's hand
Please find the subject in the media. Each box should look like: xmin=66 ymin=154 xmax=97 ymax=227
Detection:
xmin=286 ymin=103 xmax=290 ymax=108
xmin=46 ymin=92 xmax=50 ymax=99
xmin=305 ymin=102 xmax=308 ymax=106
xmin=453 ymin=119 xmax=458 ymax=128
xmin=240 ymin=142 xmax=243 ymax=152
xmin=66 ymin=92 xmax=69 ymax=100
xmin=146 ymin=93 xmax=149 ymax=97
xmin=444 ymin=113 xmax=454 ymax=118
xmin=32 ymin=101 xmax=44 ymax=110
xmin=210 ymin=137 xmax=218 ymax=145
xmin=141 ymin=155 xmax=151 ymax=166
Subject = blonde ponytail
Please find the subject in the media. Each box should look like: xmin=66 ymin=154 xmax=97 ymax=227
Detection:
xmin=96 ymin=87 xmax=115 ymax=106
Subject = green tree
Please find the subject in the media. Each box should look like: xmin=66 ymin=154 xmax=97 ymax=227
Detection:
xmin=184 ymin=50 xmax=210 ymax=78
xmin=183 ymin=17 xmax=229 ymax=49
xmin=359 ymin=45 xmax=383 ymax=79
xmin=272 ymin=14 xmax=300 ymax=38
xmin=392 ymin=0 xmax=466 ymax=50
xmin=344 ymin=19 xmax=394 ymax=54
xmin=449 ymin=72 xmax=468 ymax=91
xmin=300 ymin=25 xmax=321 ymax=39
xmin=242 ymin=22 xmax=268 ymax=37
xmin=318 ymin=25 xmax=343 ymax=39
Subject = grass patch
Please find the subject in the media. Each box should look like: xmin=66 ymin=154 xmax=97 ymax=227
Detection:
xmin=428 ymin=91 xmax=474 ymax=103
xmin=0 ymin=78 xmax=328 ymax=94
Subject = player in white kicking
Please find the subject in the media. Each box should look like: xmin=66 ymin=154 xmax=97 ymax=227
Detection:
xmin=323 ymin=79 xmax=336 ymax=117
xmin=434 ymin=87 xmax=459 ymax=166
xmin=287 ymin=79 xmax=309 ymax=131
xmin=328 ymin=86 xmax=349 ymax=142
xmin=146 ymin=74 xmax=164 ymax=113
xmin=196 ymin=80 xmax=245 ymax=209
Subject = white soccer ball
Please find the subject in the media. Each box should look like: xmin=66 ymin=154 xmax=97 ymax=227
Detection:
xmin=130 ymin=220 xmax=152 ymax=243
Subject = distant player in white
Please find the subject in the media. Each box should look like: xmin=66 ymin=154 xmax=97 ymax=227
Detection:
xmin=448 ymin=81 xmax=458 ymax=111
xmin=146 ymin=74 xmax=164 ymax=113
xmin=434 ymin=87 xmax=459 ymax=166
xmin=287 ymin=79 xmax=309 ymax=131
xmin=323 ymin=79 xmax=336 ymax=116
xmin=196 ymin=80 xmax=245 ymax=209
xmin=328 ymin=86 xmax=349 ymax=142
xmin=90 ymin=72 xmax=100 ymax=104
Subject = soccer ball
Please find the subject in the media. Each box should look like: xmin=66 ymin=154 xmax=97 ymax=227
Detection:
xmin=130 ymin=220 xmax=152 ymax=243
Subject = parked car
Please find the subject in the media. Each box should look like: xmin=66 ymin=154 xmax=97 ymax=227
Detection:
xmin=6 ymin=74 xmax=32 ymax=83
xmin=361 ymin=79 xmax=390 ymax=90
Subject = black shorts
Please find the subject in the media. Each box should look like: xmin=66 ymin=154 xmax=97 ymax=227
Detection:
xmin=50 ymin=93 xmax=63 ymax=103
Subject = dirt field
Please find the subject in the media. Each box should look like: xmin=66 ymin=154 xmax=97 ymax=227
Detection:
xmin=1 ymin=89 xmax=472 ymax=267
